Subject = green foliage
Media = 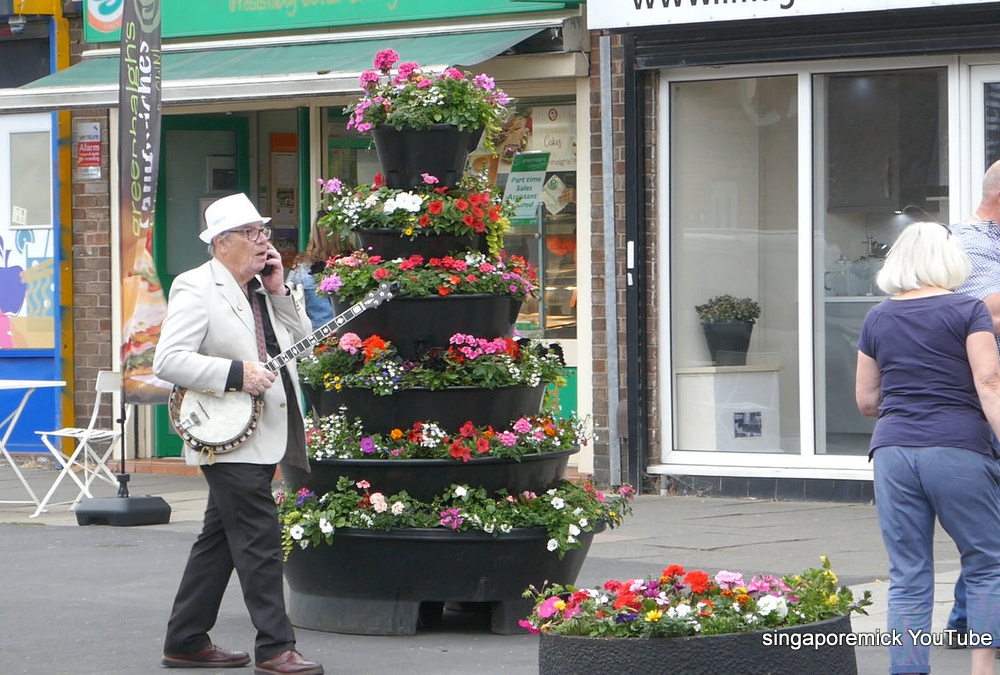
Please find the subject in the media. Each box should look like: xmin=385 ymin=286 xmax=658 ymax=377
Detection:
xmin=275 ymin=478 xmax=636 ymax=560
xmin=695 ymin=294 xmax=761 ymax=323
xmin=521 ymin=556 xmax=872 ymax=638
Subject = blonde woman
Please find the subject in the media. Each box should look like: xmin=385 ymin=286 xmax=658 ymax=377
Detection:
xmin=856 ymin=221 xmax=1000 ymax=675
xmin=286 ymin=217 xmax=342 ymax=330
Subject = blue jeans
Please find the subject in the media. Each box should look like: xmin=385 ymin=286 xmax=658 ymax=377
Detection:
xmin=946 ymin=444 xmax=1000 ymax=633
xmin=874 ymin=446 xmax=1000 ymax=674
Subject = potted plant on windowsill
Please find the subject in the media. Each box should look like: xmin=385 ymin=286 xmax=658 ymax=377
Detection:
xmin=523 ymin=556 xmax=872 ymax=675
xmin=694 ymin=294 xmax=761 ymax=366
xmin=345 ymin=49 xmax=511 ymax=189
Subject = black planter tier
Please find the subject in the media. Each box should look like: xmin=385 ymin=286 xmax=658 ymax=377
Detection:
xmin=538 ymin=615 xmax=857 ymax=675
xmin=285 ymin=526 xmax=596 ymax=635
xmin=282 ymin=447 xmax=577 ymax=502
xmin=353 ymin=227 xmax=489 ymax=260
xmin=701 ymin=320 xmax=754 ymax=366
xmin=372 ymin=124 xmax=484 ymax=189
xmin=304 ymin=383 xmax=545 ymax=435
xmin=331 ymin=294 xmax=521 ymax=360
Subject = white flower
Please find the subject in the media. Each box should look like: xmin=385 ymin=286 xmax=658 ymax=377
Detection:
xmin=568 ymin=524 xmax=581 ymax=537
xmin=546 ymin=538 xmax=559 ymax=551
xmin=550 ymin=497 xmax=565 ymax=510
xmin=289 ymin=524 xmax=305 ymax=540
xmin=370 ymin=492 xmax=388 ymax=513
xmin=499 ymin=523 xmax=512 ymax=533
xmin=391 ymin=501 xmax=405 ymax=516
xmin=319 ymin=518 xmax=333 ymax=535
xmin=578 ymin=517 xmax=588 ymax=528
xmin=756 ymin=594 xmax=788 ymax=618
xmin=483 ymin=522 xmax=495 ymax=534
xmin=673 ymin=603 xmax=692 ymax=618
xmin=454 ymin=485 xmax=468 ymax=498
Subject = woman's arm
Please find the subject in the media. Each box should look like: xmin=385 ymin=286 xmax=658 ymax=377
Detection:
xmin=855 ymin=351 xmax=882 ymax=417
xmin=968 ymin=330 xmax=1000 ymax=439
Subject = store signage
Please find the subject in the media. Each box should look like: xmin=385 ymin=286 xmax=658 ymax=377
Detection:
xmin=588 ymin=0 xmax=999 ymax=30
xmin=76 ymin=121 xmax=101 ymax=180
xmin=504 ymin=152 xmax=550 ymax=226
xmin=84 ymin=0 xmax=566 ymax=43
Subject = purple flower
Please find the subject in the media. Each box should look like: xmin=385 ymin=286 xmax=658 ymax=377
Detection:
xmin=359 ymin=437 xmax=376 ymax=454
xmin=439 ymin=508 xmax=464 ymax=530
xmin=473 ymin=73 xmax=495 ymax=91
xmin=319 ymin=275 xmax=343 ymax=293
xmin=295 ymin=487 xmax=315 ymax=506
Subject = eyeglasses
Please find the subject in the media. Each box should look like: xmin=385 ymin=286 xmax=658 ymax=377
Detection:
xmin=233 ymin=227 xmax=271 ymax=241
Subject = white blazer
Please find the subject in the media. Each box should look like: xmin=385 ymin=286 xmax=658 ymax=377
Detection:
xmin=153 ymin=258 xmax=312 ymax=468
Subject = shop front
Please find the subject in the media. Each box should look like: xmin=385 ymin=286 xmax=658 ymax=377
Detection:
xmin=0 ymin=1 xmax=594 ymax=471
xmin=588 ymin=0 xmax=1000 ymax=498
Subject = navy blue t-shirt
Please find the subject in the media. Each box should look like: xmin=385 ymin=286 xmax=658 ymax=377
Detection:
xmin=857 ymin=293 xmax=995 ymax=458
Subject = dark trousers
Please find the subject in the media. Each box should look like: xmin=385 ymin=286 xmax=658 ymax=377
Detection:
xmin=163 ymin=463 xmax=295 ymax=663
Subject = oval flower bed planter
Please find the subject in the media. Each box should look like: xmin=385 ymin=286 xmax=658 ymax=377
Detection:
xmin=537 ymin=614 xmax=857 ymax=675
xmin=331 ymin=294 xmax=520 ymax=360
xmin=353 ymin=227 xmax=489 ymax=261
xmin=281 ymin=447 xmax=578 ymax=502
xmin=284 ymin=526 xmax=597 ymax=636
xmin=303 ymin=383 xmax=545 ymax=435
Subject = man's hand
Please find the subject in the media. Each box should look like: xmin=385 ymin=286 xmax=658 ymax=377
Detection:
xmin=243 ymin=361 xmax=276 ymax=396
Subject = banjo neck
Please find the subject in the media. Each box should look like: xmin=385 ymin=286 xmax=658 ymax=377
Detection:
xmin=263 ymin=281 xmax=399 ymax=373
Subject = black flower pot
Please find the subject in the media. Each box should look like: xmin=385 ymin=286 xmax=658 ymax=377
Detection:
xmin=372 ymin=124 xmax=484 ymax=190
xmin=285 ymin=526 xmax=597 ymax=635
xmin=331 ymin=294 xmax=521 ymax=359
xmin=282 ymin=447 xmax=577 ymax=502
xmin=701 ymin=321 xmax=754 ymax=366
xmin=353 ymin=227 xmax=489 ymax=260
xmin=538 ymin=614 xmax=857 ymax=675
xmin=304 ymin=383 xmax=546 ymax=435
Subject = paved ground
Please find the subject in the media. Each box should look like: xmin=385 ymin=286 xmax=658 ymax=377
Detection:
xmin=0 ymin=457 xmax=977 ymax=674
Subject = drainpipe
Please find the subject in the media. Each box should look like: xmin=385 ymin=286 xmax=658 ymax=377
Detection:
xmin=599 ymin=35 xmax=621 ymax=486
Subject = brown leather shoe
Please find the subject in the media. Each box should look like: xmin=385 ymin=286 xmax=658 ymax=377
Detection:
xmin=254 ymin=650 xmax=324 ymax=675
xmin=162 ymin=643 xmax=251 ymax=668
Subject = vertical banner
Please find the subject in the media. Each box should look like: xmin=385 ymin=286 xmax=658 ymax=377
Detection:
xmin=119 ymin=0 xmax=170 ymax=404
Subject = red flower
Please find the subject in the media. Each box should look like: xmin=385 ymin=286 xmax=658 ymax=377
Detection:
xmin=419 ymin=214 xmax=431 ymax=227
xmin=462 ymin=214 xmax=477 ymax=228
xmin=437 ymin=286 xmax=451 ymax=296
xmin=662 ymin=564 xmax=686 ymax=580
xmin=613 ymin=591 xmax=642 ymax=612
xmin=449 ymin=439 xmax=471 ymax=462
xmin=373 ymin=268 xmax=389 ymax=279
xmin=454 ymin=198 xmax=469 ymax=211
xmin=361 ymin=335 xmax=387 ymax=361
xmin=684 ymin=570 xmax=711 ymax=594
xmin=428 ymin=200 xmax=444 ymax=215
xmin=476 ymin=437 xmax=489 ymax=454
xmin=373 ymin=172 xmax=386 ymax=187
xmin=459 ymin=421 xmax=476 ymax=438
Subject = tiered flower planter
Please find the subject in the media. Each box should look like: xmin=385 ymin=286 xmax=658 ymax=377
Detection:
xmin=283 ymin=123 xmax=590 ymax=636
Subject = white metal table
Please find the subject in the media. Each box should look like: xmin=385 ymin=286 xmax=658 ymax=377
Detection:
xmin=0 ymin=380 xmax=66 ymax=506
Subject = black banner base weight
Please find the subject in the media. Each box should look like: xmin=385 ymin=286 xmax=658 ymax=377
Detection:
xmin=75 ymin=496 xmax=172 ymax=527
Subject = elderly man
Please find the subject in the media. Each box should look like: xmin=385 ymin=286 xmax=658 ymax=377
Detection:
xmin=154 ymin=193 xmax=322 ymax=675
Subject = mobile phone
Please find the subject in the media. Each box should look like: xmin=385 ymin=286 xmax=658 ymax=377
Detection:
xmin=262 ymin=263 xmax=275 ymax=277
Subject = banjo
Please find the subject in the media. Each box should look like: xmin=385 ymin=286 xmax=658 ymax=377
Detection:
xmin=168 ymin=281 xmax=399 ymax=455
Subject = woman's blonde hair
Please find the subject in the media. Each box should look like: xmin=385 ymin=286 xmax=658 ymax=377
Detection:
xmin=875 ymin=221 xmax=970 ymax=294
xmin=296 ymin=215 xmax=341 ymax=265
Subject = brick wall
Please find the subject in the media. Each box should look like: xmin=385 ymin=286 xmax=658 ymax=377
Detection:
xmin=66 ymin=12 xmax=114 ymax=426
xmin=588 ymin=32 xmax=660 ymax=490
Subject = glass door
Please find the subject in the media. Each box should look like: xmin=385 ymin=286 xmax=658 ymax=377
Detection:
xmin=151 ymin=115 xmax=250 ymax=457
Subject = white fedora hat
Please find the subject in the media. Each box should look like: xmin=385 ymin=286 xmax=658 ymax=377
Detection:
xmin=200 ymin=193 xmax=271 ymax=244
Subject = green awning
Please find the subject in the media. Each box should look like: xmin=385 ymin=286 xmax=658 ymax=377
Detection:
xmin=0 ymin=24 xmax=550 ymax=113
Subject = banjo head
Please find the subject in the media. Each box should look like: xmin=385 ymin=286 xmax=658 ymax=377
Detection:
xmin=169 ymin=387 xmax=262 ymax=451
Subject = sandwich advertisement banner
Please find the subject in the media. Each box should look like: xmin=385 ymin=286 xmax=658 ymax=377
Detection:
xmin=119 ymin=0 xmax=170 ymax=404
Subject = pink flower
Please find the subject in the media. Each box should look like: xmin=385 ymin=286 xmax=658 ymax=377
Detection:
xmin=714 ymin=570 xmax=745 ymax=590
xmin=421 ymin=173 xmax=439 ymax=185
xmin=442 ymin=68 xmax=464 ymax=80
xmin=513 ymin=418 xmax=532 ymax=434
xmin=338 ymin=332 xmax=362 ymax=355
xmin=518 ymin=619 xmax=539 ymax=634
xmin=356 ymin=479 xmax=370 ymax=490
xmin=358 ymin=70 xmax=381 ymax=90
xmin=394 ymin=61 xmax=418 ymax=82
xmin=373 ymin=49 xmax=399 ymax=73
xmin=370 ymin=492 xmax=388 ymax=513
xmin=319 ymin=274 xmax=342 ymax=294
xmin=537 ymin=596 xmax=563 ymax=619
xmin=473 ymin=73 xmax=495 ymax=91
xmin=416 ymin=77 xmax=432 ymax=89
xmin=319 ymin=177 xmax=342 ymax=195
xmin=499 ymin=431 xmax=517 ymax=446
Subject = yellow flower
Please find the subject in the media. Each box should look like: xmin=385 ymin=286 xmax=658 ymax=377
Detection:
xmin=404 ymin=226 xmax=414 ymax=236
xmin=390 ymin=428 xmax=403 ymax=440
xmin=824 ymin=570 xmax=838 ymax=584
xmin=826 ymin=593 xmax=839 ymax=606
xmin=645 ymin=610 xmax=663 ymax=622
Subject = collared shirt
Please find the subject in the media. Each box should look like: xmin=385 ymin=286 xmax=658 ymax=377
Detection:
xmin=951 ymin=219 xmax=1000 ymax=352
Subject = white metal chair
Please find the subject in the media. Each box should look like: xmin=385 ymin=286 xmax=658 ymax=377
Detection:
xmin=30 ymin=370 xmax=126 ymax=518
